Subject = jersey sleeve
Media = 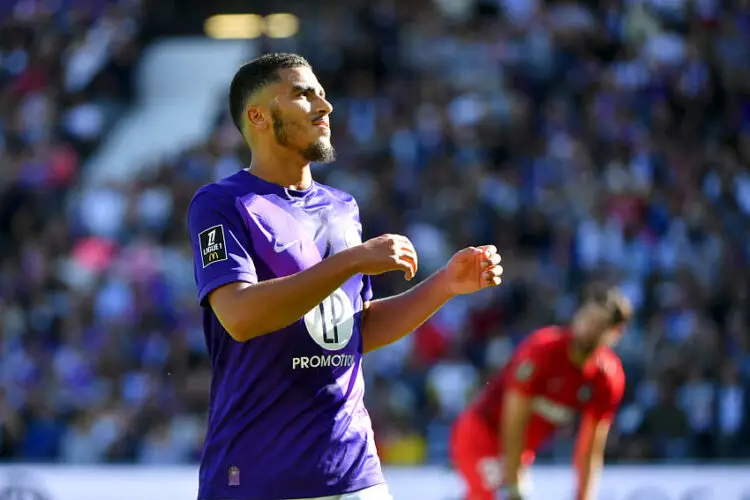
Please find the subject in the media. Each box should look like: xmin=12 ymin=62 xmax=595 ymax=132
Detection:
xmin=585 ymin=356 xmax=625 ymax=422
xmin=188 ymin=189 xmax=258 ymax=307
xmin=506 ymin=333 xmax=549 ymax=396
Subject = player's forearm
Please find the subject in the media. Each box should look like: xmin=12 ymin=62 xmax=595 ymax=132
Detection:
xmin=361 ymin=268 xmax=454 ymax=353
xmin=574 ymin=415 xmax=607 ymax=500
xmin=501 ymin=391 xmax=531 ymax=485
xmin=215 ymin=251 xmax=360 ymax=341
xmin=575 ymin=456 xmax=602 ymax=500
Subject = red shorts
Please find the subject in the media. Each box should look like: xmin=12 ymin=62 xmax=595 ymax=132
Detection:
xmin=450 ymin=411 xmax=534 ymax=500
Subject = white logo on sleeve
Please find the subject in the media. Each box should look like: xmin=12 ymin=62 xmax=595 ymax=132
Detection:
xmin=304 ymin=288 xmax=354 ymax=351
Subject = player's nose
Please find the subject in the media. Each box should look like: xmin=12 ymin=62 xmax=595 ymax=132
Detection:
xmin=317 ymin=95 xmax=333 ymax=116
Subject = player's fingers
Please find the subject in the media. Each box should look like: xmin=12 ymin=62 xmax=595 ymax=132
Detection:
xmin=479 ymin=244 xmax=498 ymax=257
xmin=398 ymin=241 xmax=419 ymax=272
xmin=390 ymin=256 xmax=411 ymax=280
xmin=391 ymin=234 xmax=414 ymax=247
xmin=398 ymin=238 xmax=417 ymax=256
xmin=394 ymin=253 xmax=417 ymax=281
xmin=481 ymin=253 xmax=502 ymax=268
xmin=482 ymin=270 xmax=502 ymax=287
xmin=407 ymin=251 xmax=418 ymax=278
xmin=487 ymin=265 xmax=503 ymax=277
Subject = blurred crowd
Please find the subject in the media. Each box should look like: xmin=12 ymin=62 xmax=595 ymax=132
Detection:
xmin=1 ymin=0 xmax=750 ymax=467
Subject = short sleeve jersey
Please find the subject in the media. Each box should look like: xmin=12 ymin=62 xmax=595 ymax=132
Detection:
xmin=472 ymin=327 xmax=624 ymax=456
xmin=187 ymin=170 xmax=382 ymax=500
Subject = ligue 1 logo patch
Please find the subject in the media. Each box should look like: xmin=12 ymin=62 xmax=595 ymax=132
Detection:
xmin=199 ymin=225 xmax=228 ymax=268
xmin=228 ymin=466 xmax=240 ymax=486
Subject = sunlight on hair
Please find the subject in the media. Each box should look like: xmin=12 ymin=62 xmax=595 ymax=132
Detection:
xmin=263 ymin=13 xmax=300 ymax=39
xmin=204 ymin=14 xmax=264 ymax=39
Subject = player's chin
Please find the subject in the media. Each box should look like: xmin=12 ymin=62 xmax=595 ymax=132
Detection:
xmin=311 ymin=125 xmax=331 ymax=142
xmin=302 ymin=141 xmax=336 ymax=163
xmin=316 ymin=134 xmax=333 ymax=147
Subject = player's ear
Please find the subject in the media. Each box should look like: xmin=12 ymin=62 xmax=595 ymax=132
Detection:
xmin=246 ymin=104 xmax=268 ymax=130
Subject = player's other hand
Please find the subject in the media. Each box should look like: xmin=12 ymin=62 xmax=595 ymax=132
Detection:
xmin=441 ymin=245 xmax=503 ymax=295
xmin=347 ymin=234 xmax=418 ymax=281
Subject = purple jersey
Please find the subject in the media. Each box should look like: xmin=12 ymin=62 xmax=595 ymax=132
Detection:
xmin=187 ymin=170 xmax=384 ymax=500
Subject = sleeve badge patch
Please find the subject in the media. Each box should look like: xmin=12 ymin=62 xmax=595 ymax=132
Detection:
xmin=199 ymin=224 xmax=228 ymax=268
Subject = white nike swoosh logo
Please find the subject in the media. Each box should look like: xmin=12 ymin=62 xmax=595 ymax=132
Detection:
xmin=273 ymin=240 xmax=299 ymax=253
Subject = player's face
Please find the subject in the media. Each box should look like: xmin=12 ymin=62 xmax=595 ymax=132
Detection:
xmin=270 ymin=66 xmax=335 ymax=163
xmin=573 ymin=305 xmax=625 ymax=353
xmin=600 ymin=323 xmax=625 ymax=347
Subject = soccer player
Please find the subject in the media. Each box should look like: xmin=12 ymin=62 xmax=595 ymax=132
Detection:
xmin=187 ymin=53 xmax=504 ymax=500
xmin=450 ymin=286 xmax=631 ymax=500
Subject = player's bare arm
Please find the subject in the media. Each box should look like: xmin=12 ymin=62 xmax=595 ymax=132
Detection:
xmin=209 ymin=234 xmax=418 ymax=341
xmin=500 ymin=389 xmax=532 ymax=495
xmin=573 ymin=413 xmax=611 ymax=500
xmin=361 ymin=245 xmax=503 ymax=353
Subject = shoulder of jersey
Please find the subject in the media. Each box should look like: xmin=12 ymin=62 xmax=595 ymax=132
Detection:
xmin=190 ymin=172 xmax=245 ymax=205
xmin=314 ymin=182 xmax=357 ymax=205
xmin=189 ymin=182 xmax=221 ymax=208
xmin=528 ymin=325 xmax=568 ymax=347
xmin=595 ymin=347 xmax=624 ymax=383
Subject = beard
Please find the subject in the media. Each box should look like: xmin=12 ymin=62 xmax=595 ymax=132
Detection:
xmin=272 ymin=108 xmax=336 ymax=163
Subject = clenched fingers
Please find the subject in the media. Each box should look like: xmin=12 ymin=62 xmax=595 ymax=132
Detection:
xmin=389 ymin=235 xmax=417 ymax=279
xmin=394 ymin=253 xmax=418 ymax=281
xmin=483 ymin=264 xmax=503 ymax=286
xmin=479 ymin=245 xmax=502 ymax=287
xmin=479 ymin=245 xmax=499 ymax=259
xmin=480 ymin=252 xmax=502 ymax=268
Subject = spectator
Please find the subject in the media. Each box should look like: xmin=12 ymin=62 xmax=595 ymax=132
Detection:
xmin=640 ymin=383 xmax=691 ymax=461
xmin=717 ymin=363 xmax=746 ymax=458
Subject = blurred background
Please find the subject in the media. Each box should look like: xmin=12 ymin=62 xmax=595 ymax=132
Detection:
xmin=0 ymin=0 xmax=749 ymax=481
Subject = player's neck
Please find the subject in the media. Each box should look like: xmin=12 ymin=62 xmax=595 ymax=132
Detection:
xmin=568 ymin=346 xmax=589 ymax=367
xmin=568 ymin=338 xmax=594 ymax=367
xmin=248 ymin=155 xmax=312 ymax=191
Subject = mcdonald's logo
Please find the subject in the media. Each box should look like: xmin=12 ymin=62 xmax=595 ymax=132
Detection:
xmin=208 ymin=252 xmax=220 ymax=262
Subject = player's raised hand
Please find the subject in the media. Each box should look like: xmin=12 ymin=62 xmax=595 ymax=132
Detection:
xmin=441 ymin=245 xmax=503 ymax=295
xmin=347 ymin=234 xmax=418 ymax=281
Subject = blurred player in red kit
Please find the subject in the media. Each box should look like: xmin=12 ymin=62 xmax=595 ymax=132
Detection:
xmin=450 ymin=285 xmax=632 ymax=500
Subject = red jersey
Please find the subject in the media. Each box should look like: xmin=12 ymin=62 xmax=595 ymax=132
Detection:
xmin=471 ymin=326 xmax=625 ymax=454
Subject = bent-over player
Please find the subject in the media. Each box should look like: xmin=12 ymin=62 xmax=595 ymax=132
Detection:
xmin=451 ymin=286 xmax=631 ymax=500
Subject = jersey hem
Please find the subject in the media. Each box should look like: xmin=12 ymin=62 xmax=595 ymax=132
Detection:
xmin=198 ymin=477 xmax=386 ymax=500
